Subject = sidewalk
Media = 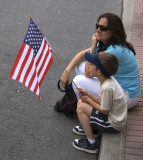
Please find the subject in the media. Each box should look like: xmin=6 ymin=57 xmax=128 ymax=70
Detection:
xmin=125 ymin=0 xmax=143 ymax=160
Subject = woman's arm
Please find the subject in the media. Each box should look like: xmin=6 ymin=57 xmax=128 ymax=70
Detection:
xmin=85 ymin=33 xmax=98 ymax=78
xmin=61 ymin=33 xmax=98 ymax=87
xmin=61 ymin=48 xmax=91 ymax=88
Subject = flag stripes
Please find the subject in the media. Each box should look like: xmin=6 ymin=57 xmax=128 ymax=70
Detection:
xmin=9 ymin=18 xmax=53 ymax=101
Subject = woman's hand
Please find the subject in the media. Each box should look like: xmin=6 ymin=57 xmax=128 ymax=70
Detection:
xmin=91 ymin=33 xmax=98 ymax=50
xmin=60 ymin=70 xmax=70 ymax=88
xmin=85 ymin=33 xmax=98 ymax=78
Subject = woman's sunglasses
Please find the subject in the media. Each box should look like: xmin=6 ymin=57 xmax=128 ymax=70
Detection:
xmin=96 ymin=24 xmax=109 ymax=31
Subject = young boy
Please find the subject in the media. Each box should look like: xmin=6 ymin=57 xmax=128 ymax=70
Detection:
xmin=72 ymin=52 xmax=127 ymax=154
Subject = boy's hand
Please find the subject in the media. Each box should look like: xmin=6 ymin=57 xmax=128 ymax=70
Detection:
xmin=77 ymin=88 xmax=88 ymax=96
xmin=80 ymin=95 xmax=89 ymax=103
xmin=77 ymin=88 xmax=89 ymax=103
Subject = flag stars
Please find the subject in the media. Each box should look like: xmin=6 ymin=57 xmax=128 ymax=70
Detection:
xmin=24 ymin=19 xmax=43 ymax=57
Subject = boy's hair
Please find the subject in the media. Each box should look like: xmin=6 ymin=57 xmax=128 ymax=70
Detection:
xmin=98 ymin=52 xmax=119 ymax=76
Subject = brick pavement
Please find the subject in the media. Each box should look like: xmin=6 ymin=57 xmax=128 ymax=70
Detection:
xmin=125 ymin=0 xmax=143 ymax=160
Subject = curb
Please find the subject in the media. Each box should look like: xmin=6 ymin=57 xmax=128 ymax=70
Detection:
xmin=98 ymin=129 xmax=126 ymax=160
xmin=122 ymin=0 xmax=134 ymax=41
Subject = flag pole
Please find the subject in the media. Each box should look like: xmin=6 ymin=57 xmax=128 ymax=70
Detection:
xmin=29 ymin=15 xmax=32 ymax=19
xmin=52 ymin=50 xmax=78 ymax=89
xmin=28 ymin=15 xmax=78 ymax=89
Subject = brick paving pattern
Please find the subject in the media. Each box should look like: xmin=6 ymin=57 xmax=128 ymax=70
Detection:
xmin=125 ymin=0 xmax=143 ymax=160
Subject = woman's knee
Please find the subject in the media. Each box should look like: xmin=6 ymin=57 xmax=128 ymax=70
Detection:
xmin=124 ymin=91 xmax=139 ymax=109
xmin=128 ymin=97 xmax=139 ymax=110
xmin=73 ymin=75 xmax=86 ymax=86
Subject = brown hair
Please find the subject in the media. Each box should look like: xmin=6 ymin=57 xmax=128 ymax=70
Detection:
xmin=96 ymin=13 xmax=136 ymax=55
xmin=98 ymin=52 xmax=119 ymax=76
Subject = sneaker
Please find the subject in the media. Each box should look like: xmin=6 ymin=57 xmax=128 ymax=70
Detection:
xmin=73 ymin=126 xmax=99 ymax=137
xmin=73 ymin=137 xmax=98 ymax=154
xmin=73 ymin=126 xmax=85 ymax=135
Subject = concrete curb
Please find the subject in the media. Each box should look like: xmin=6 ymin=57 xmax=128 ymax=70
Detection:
xmin=122 ymin=0 xmax=134 ymax=41
xmin=98 ymin=0 xmax=134 ymax=160
xmin=98 ymin=129 xmax=126 ymax=160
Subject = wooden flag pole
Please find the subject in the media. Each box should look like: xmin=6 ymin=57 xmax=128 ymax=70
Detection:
xmin=52 ymin=50 xmax=78 ymax=89
xmin=29 ymin=15 xmax=32 ymax=19
xmin=28 ymin=15 xmax=78 ymax=89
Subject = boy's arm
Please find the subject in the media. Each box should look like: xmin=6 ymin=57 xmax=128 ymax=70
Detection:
xmin=86 ymin=98 xmax=110 ymax=115
xmin=87 ymin=93 xmax=100 ymax=104
xmin=78 ymin=88 xmax=100 ymax=104
xmin=78 ymin=88 xmax=110 ymax=115
xmin=78 ymin=88 xmax=111 ymax=115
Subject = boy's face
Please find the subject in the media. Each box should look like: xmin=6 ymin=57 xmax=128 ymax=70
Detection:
xmin=88 ymin=63 xmax=98 ymax=77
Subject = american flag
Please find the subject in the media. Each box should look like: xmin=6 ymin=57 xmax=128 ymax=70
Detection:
xmin=9 ymin=18 xmax=53 ymax=101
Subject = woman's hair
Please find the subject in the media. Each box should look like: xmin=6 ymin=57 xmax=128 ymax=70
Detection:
xmin=96 ymin=13 xmax=136 ymax=55
xmin=99 ymin=52 xmax=119 ymax=77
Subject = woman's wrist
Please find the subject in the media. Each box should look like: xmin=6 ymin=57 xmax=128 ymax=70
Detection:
xmin=89 ymin=47 xmax=96 ymax=54
xmin=63 ymin=70 xmax=69 ymax=76
xmin=91 ymin=43 xmax=97 ymax=51
xmin=89 ymin=49 xmax=93 ymax=53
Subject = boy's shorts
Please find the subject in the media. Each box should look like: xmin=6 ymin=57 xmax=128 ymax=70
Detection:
xmin=90 ymin=108 xmax=119 ymax=134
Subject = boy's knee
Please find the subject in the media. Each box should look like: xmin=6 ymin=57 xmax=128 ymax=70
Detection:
xmin=77 ymin=101 xmax=83 ymax=113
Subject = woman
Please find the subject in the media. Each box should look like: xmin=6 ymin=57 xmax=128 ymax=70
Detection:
xmin=59 ymin=13 xmax=141 ymax=110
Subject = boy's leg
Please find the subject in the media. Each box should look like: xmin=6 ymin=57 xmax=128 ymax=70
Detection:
xmin=72 ymin=100 xmax=99 ymax=154
xmin=76 ymin=100 xmax=94 ymax=140
xmin=90 ymin=108 xmax=120 ymax=133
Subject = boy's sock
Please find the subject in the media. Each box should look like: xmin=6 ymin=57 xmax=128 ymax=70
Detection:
xmin=87 ymin=138 xmax=95 ymax=144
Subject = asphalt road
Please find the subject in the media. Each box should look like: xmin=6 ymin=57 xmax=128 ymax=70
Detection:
xmin=0 ymin=0 xmax=123 ymax=159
